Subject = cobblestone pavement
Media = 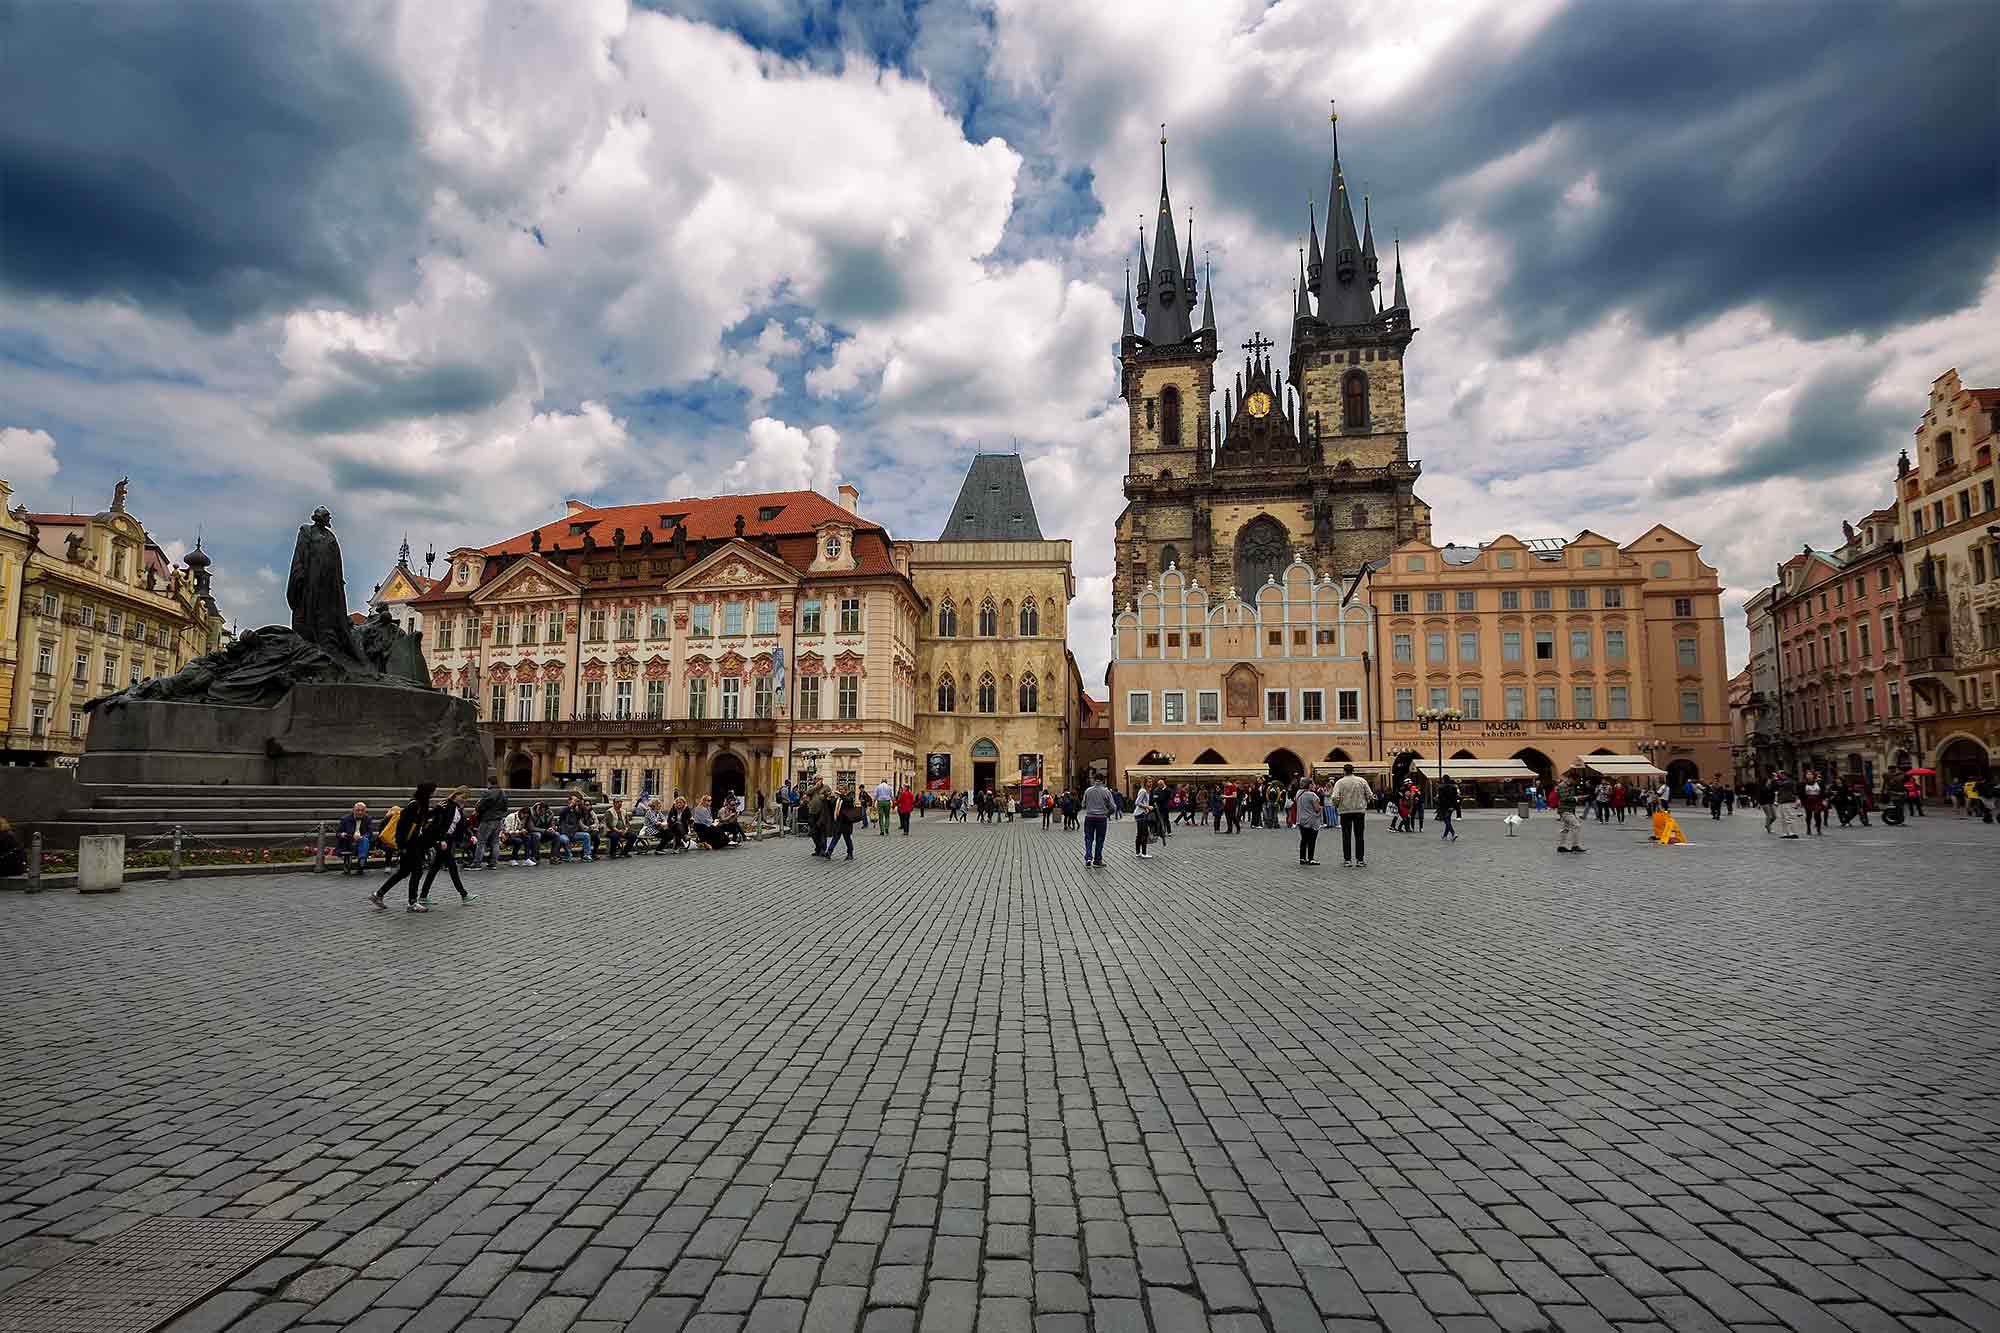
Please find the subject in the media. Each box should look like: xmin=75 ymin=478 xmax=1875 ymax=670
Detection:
xmin=2 ymin=807 xmax=1997 ymax=1333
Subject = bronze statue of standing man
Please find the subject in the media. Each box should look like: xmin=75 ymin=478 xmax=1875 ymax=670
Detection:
xmin=289 ymin=507 xmax=357 ymax=661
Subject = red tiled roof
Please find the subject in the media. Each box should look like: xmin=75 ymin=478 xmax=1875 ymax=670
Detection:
xmin=411 ymin=492 xmax=901 ymax=607
xmin=482 ymin=490 xmax=874 ymax=557
xmin=1969 ymin=387 xmax=2000 ymax=409
xmin=23 ymin=513 xmax=86 ymax=525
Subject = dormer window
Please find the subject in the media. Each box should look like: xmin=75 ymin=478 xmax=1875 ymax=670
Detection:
xmin=758 ymin=505 xmax=783 ymax=522
xmin=457 ymin=561 xmax=469 ymax=584
xmin=823 ymin=534 xmax=842 ymax=560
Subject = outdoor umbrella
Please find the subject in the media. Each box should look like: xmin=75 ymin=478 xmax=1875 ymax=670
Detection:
xmin=1906 ymin=767 xmax=1938 ymax=776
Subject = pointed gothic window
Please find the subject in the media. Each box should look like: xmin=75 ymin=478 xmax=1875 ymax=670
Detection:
xmin=1018 ymin=673 xmax=1039 ymax=714
xmin=977 ymin=598 xmax=998 ymax=637
xmin=977 ymin=673 xmax=997 ymax=714
xmin=937 ymin=600 xmax=958 ymax=638
xmin=936 ymin=674 xmax=956 ymax=712
xmin=1160 ymin=386 xmax=1182 ymax=449
xmin=1235 ymin=515 xmax=1289 ymax=596
xmin=1018 ymin=600 xmax=1040 ymax=637
xmin=1342 ymin=370 xmax=1369 ymax=429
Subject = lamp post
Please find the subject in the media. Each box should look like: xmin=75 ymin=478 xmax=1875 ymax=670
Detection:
xmin=1416 ymin=707 xmax=1463 ymax=787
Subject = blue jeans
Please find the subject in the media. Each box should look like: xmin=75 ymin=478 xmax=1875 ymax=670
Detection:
xmin=567 ymin=832 xmax=592 ymax=860
xmin=342 ymin=835 xmax=371 ymax=870
xmin=1083 ymin=816 xmax=1107 ymax=863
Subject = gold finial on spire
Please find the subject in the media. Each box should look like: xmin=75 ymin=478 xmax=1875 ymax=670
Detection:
xmin=1160 ymin=121 xmax=1168 ymax=146
xmin=1329 ymin=98 xmax=1337 ymax=124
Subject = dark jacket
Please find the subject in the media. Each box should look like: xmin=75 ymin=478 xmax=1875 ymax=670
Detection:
xmin=426 ymin=800 xmax=464 ymax=847
xmin=399 ymin=784 xmax=438 ymax=854
xmin=557 ymin=804 xmax=587 ymax=837
xmin=475 ymin=785 xmax=509 ymax=826
xmin=337 ymin=813 xmax=374 ymax=846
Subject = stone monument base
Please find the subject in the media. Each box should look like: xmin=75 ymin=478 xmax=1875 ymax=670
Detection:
xmin=79 ymin=683 xmax=487 ymax=787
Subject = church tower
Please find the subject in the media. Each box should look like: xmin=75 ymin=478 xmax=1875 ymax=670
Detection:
xmin=1113 ymin=106 xmax=1429 ymax=613
xmin=1115 ymin=131 xmax=1218 ymax=611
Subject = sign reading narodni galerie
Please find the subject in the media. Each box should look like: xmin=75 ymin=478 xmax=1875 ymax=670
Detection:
xmin=926 ymin=753 xmax=952 ymax=791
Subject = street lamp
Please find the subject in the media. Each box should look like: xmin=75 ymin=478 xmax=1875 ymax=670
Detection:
xmin=1416 ymin=706 xmax=1463 ymax=786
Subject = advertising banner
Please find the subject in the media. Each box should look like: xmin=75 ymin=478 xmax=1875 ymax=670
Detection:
xmin=926 ymin=752 xmax=952 ymax=791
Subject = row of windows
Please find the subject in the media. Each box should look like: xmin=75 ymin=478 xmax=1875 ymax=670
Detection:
xmin=27 ymin=704 xmax=96 ymax=741
xmin=1780 ymin=566 xmax=1897 ymax=627
xmin=33 ymin=593 xmax=172 ymax=646
xmin=441 ymin=597 xmax=863 ymax=651
xmin=37 ymin=642 xmax=161 ymax=688
xmin=1388 ymin=587 xmax=1636 ymax=613
xmin=1388 ymin=683 xmax=1699 ymax=722
xmin=1403 ymin=549 xmax=1638 ymax=574
xmin=933 ymin=673 xmax=1039 ymax=714
xmin=1785 ymin=615 xmax=1897 ymax=674
xmin=1126 ymin=688 xmax=1363 ymax=727
xmin=935 ymin=598 xmax=1042 ymax=638
xmin=1390 ymin=627 xmax=1661 ymax=665
xmin=1907 ymin=478 xmax=1997 ymax=536
xmin=484 ymin=675 xmax=862 ymax=722
xmin=1790 ymin=680 xmax=1902 ymax=732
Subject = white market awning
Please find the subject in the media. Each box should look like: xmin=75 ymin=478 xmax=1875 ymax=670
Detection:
xmin=1409 ymin=759 xmax=1536 ymax=781
xmin=1576 ymin=754 xmax=1666 ymax=778
xmin=1311 ymin=760 xmax=1394 ymax=776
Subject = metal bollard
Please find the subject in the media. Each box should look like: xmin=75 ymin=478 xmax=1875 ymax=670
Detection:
xmin=25 ymin=832 xmax=43 ymax=894
xmin=314 ymin=821 xmax=326 ymax=873
xmin=168 ymin=825 xmax=183 ymax=881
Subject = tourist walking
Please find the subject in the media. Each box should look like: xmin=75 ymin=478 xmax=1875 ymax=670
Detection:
xmin=1080 ymin=777 xmax=1113 ymax=867
xmin=1133 ymin=784 xmax=1156 ymax=858
xmin=875 ymin=777 xmax=894 ymax=835
xmin=1437 ymin=775 xmax=1461 ymax=841
xmin=1295 ymin=779 xmax=1323 ymax=865
xmin=834 ymin=785 xmax=863 ymax=859
xmin=371 ymin=782 xmax=437 ymax=911
xmin=808 ymin=781 xmax=836 ymax=857
xmin=1772 ymin=771 xmax=1802 ymax=837
xmin=1553 ymin=769 xmax=1586 ymax=854
xmin=1801 ymin=771 xmax=1828 ymax=835
xmin=418 ymin=786 xmax=475 ymax=904
xmin=1611 ymin=782 xmax=1627 ymax=822
xmin=1330 ymin=764 xmax=1372 ymax=867
xmin=472 ymin=781 xmax=508 ymax=869
xmin=897 ymin=783 xmax=915 ymax=834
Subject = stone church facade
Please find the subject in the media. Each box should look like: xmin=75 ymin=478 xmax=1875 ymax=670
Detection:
xmin=1114 ymin=119 xmax=1430 ymax=614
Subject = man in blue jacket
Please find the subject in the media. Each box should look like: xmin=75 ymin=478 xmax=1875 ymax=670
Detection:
xmin=336 ymin=803 xmax=374 ymax=875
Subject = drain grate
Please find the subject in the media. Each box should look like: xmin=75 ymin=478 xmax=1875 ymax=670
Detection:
xmin=0 ymin=1216 xmax=309 ymax=1333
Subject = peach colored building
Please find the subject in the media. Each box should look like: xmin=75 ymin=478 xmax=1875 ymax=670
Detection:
xmin=1367 ymin=527 xmax=1730 ymax=789
xmin=1109 ymin=556 xmax=1376 ymax=790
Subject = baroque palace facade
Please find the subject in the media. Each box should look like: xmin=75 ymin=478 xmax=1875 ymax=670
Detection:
xmin=0 ymin=478 xmax=226 ymax=765
xmin=1106 ymin=114 xmax=1730 ymax=790
xmin=412 ymin=486 xmax=924 ymax=805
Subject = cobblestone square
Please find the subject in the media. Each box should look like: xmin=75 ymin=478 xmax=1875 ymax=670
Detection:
xmin=2 ymin=809 xmax=1997 ymax=1333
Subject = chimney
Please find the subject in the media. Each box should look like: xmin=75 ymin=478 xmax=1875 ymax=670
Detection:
xmin=837 ymin=484 xmax=860 ymax=513
xmin=563 ymin=498 xmax=590 ymax=515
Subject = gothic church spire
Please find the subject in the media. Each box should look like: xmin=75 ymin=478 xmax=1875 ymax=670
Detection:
xmin=1139 ymin=126 xmax=1195 ymax=345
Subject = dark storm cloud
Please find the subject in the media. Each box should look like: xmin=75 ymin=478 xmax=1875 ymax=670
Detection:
xmin=1168 ymin=1 xmax=1997 ymax=349
xmin=280 ymin=351 xmax=519 ymax=436
xmin=328 ymin=452 xmax=445 ymax=498
xmin=1 ymin=2 xmax=425 ymax=330
xmin=1655 ymin=363 xmax=1905 ymax=499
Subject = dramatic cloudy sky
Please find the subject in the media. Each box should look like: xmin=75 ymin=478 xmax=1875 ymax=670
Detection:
xmin=4 ymin=0 xmax=1996 ymax=686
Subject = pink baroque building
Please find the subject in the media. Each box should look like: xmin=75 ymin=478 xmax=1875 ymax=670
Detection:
xmin=1768 ymin=508 xmax=1911 ymax=786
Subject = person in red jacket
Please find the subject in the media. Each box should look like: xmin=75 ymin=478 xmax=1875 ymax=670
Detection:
xmin=895 ymin=784 xmax=916 ymax=835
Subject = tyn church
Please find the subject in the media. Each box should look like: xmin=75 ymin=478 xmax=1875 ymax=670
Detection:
xmin=1114 ymin=116 xmax=1431 ymax=612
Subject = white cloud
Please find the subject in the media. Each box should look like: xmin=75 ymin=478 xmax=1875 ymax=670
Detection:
xmin=0 ymin=427 xmax=62 ymax=490
xmin=723 ymin=417 xmax=840 ymax=495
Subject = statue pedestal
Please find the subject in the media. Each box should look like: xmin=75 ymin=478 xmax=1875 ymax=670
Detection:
xmin=80 ymin=684 xmax=486 ymax=788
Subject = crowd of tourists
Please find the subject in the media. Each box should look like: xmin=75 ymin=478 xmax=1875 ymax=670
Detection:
xmin=342 ymin=782 xmax=750 ymax=911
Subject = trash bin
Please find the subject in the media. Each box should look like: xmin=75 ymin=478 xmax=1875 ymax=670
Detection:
xmin=1515 ymin=799 xmax=1531 ymax=821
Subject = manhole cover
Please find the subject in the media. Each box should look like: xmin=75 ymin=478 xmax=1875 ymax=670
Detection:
xmin=0 ymin=1216 xmax=308 ymax=1333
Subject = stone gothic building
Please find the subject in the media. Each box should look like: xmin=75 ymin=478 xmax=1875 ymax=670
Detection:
xmin=1113 ymin=118 xmax=1431 ymax=613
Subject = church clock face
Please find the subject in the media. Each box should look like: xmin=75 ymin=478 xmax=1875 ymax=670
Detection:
xmin=1246 ymin=391 xmax=1272 ymax=418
